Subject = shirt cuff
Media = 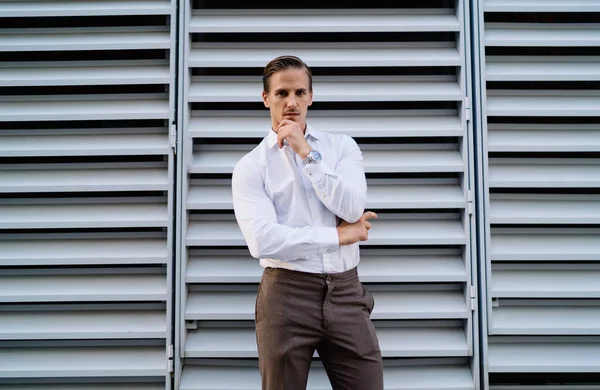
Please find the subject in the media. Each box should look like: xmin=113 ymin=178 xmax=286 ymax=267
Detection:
xmin=303 ymin=160 xmax=328 ymax=185
xmin=315 ymin=227 xmax=339 ymax=254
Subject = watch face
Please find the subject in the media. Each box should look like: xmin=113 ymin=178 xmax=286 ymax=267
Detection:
xmin=311 ymin=150 xmax=322 ymax=162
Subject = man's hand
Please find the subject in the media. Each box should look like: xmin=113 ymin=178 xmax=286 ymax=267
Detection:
xmin=336 ymin=211 xmax=377 ymax=246
xmin=275 ymin=119 xmax=312 ymax=159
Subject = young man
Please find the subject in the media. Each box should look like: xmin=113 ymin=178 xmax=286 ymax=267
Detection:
xmin=232 ymin=55 xmax=383 ymax=390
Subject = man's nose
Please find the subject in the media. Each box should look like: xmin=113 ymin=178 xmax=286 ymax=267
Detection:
xmin=286 ymin=95 xmax=297 ymax=107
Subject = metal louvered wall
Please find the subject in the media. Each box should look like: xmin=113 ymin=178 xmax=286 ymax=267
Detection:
xmin=0 ymin=1 xmax=176 ymax=389
xmin=474 ymin=0 xmax=600 ymax=388
xmin=177 ymin=1 xmax=478 ymax=389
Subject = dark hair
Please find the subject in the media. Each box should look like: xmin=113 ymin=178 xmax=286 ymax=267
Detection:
xmin=262 ymin=55 xmax=313 ymax=93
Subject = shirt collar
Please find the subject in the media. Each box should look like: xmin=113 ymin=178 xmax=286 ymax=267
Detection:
xmin=267 ymin=123 xmax=320 ymax=149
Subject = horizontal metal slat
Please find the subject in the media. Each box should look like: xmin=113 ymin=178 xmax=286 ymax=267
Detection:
xmin=488 ymin=124 xmax=600 ymax=152
xmin=486 ymin=56 xmax=600 ymax=81
xmin=1 ymin=385 xmax=165 ymax=390
xmin=492 ymin=269 xmax=600 ymax=298
xmin=180 ymin=364 xmax=475 ymax=390
xmin=185 ymin=327 xmax=468 ymax=358
xmin=0 ymin=274 xmax=166 ymax=302
xmin=0 ymin=29 xmax=170 ymax=52
xmin=188 ymin=182 xmax=465 ymax=210
xmin=486 ymin=91 xmax=600 ymax=117
xmin=187 ymin=253 xmax=466 ymax=283
xmin=186 ymin=290 xmax=467 ymax=320
xmin=0 ymin=347 xmax=165 ymax=378
xmin=0 ymin=203 xmax=168 ymax=229
xmin=0 ymin=238 xmax=168 ymax=266
xmin=189 ymin=9 xmax=460 ymax=33
xmin=188 ymin=111 xmax=463 ymax=138
xmin=0 ymin=0 xmax=171 ymax=17
xmin=0 ymin=310 xmax=166 ymax=340
xmin=489 ymin=161 xmax=600 ymax=188
xmin=190 ymin=42 xmax=460 ymax=68
xmin=190 ymin=147 xmax=464 ymax=174
xmin=0 ymin=99 xmax=169 ymax=122
xmin=492 ymin=305 xmax=600 ymax=335
xmin=491 ymin=230 xmax=600 ymax=261
xmin=1 ymin=168 xmax=168 ymax=193
xmin=490 ymin=195 xmax=600 ymax=224
xmin=189 ymin=76 xmax=462 ymax=102
xmin=186 ymin=218 xmax=465 ymax=246
xmin=0 ymin=134 xmax=168 ymax=156
xmin=488 ymin=342 xmax=600 ymax=372
xmin=484 ymin=0 xmax=600 ymax=12
xmin=0 ymin=64 xmax=170 ymax=87
xmin=485 ymin=23 xmax=600 ymax=47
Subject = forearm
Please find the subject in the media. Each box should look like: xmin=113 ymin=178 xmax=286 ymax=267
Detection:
xmin=239 ymin=218 xmax=339 ymax=260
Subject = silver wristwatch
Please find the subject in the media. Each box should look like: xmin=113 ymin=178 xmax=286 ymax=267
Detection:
xmin=302 ymin=149 xmax=322 ymax=166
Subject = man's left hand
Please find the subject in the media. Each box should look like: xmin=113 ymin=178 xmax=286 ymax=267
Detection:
xmin=276 ymin=119 xmax=312 ymax=159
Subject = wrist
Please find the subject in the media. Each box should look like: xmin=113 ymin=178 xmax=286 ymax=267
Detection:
xmin=336 ymin=227 xmax=345 ymax=246
xmin=298 ymin=146 xmax=312 ymax=160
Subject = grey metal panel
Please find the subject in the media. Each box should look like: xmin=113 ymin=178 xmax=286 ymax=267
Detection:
xmin=488 ymin=341 xmax=600 ymax=372
xmin=485 ymin=23 xmax=600 ymax=46
xmin=1 ymin=386 xmax=165 ymax=390
xmin=0 ymin=28 xmax=171 ymax=52
xmin=179 ymin=1 xmax=475 ymax=388
xmin=0 ymin=0 xmax=171 ymax=17
xmin=490 ymin=194 xmax=600 ymax=224
xmin=0 ymin=310 xmax=166 ymax=340
xmin=487 ymin=124 xmax=600 ymax=152
xmin=0 ymin=237 xmax=168 ymax=266
xmin=1 ymin=168 xmax=169 ymax=193
xmin=0 ymin=203 xmax=169 ymax=229
xmin=492 ymin=305 xmax=600 ymax=335
xmin=188 ymin=110 xmax=463 ymax=139
xmin=488 ymin=160 xmax=600 ymax=187
xmin=486 ymin=90 xmax=600 ymax=116
xmin=0 ymin=275 xmax=167 ymax=302
xmin=191 ymin=42 xmax=461 ymax=68
xmin=492 ymin=268 xmax=600 ymax=298
xmin=486 ymin=56 xmax=600 ymax=81
xmin=490 ymin=230 xmax=600 ymax=261
xmin=189 ymin=9 xmax=460 ymax=33
xmin=189 ymin=76 xmax=462 ymax=102
xmin=484 ymin=0 xmax=600 ymax=12
xmin=0 ymin=347 xmax=166 ymax=378
xmin=180 ymin=364 xmax=475 ymax=390
xmin=0 ymin=133 xmax=169 ymax=156
xmin=0 ymin=63 xmax=169 ymax=87
xmin=185 ymin=327 xmax=468 ymax=358
xmin=186 ymin=290 xmax=467 ymax=320
xmin=190 ymin=145 xmax=464 ymax=174
xmin=186 ymin=217 xmax=466 ymax=247
xmin=0 ymin=97 xmax=170 ymax=122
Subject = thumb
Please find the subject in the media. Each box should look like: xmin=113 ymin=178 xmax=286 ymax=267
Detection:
xmin=362 ymin=211 xmax=378 ymax=221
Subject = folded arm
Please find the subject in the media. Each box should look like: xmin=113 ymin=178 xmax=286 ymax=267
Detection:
xmin=303 ymin=136 xmax=367 ymax=223
xmin=232 ymin=159 xmax=339 ymax=260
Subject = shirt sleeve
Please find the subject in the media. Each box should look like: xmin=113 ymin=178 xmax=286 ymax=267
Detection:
xmin=232 ymin=157 xmax=339 ymax=261
xmin=302 ymin=135 xmax=367 ymax=223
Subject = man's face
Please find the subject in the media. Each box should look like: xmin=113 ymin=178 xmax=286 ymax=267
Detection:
xmin=262 ymin=68 xmax=313 ymax=132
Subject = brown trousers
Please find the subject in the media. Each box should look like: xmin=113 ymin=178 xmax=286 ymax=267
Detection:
xmin=255 ymin=266 xmax=384 ymax=390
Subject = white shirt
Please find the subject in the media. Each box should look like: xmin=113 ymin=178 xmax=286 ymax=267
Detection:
xmin=232 ymin=124 xmax=367 ymax=274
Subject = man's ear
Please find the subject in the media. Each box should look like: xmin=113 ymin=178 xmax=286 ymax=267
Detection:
xmin=262 ymin=91 xmax=269 ymax=108
xmin=308 ymin=91 xmax=313 ymax=106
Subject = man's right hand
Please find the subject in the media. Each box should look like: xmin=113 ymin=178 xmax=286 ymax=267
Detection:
xmin=336 ymin=211 xmax=377 ymax=246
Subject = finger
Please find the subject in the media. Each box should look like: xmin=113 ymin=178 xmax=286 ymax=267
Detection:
xmin=364 ymin=221 xmax=372 ymax=230
xmin=362 ymin=211 xmax=378 ymax=220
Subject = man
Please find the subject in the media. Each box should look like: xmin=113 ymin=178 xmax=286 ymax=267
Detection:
xmin=232 ymin=55 xmax=383 ymax=390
